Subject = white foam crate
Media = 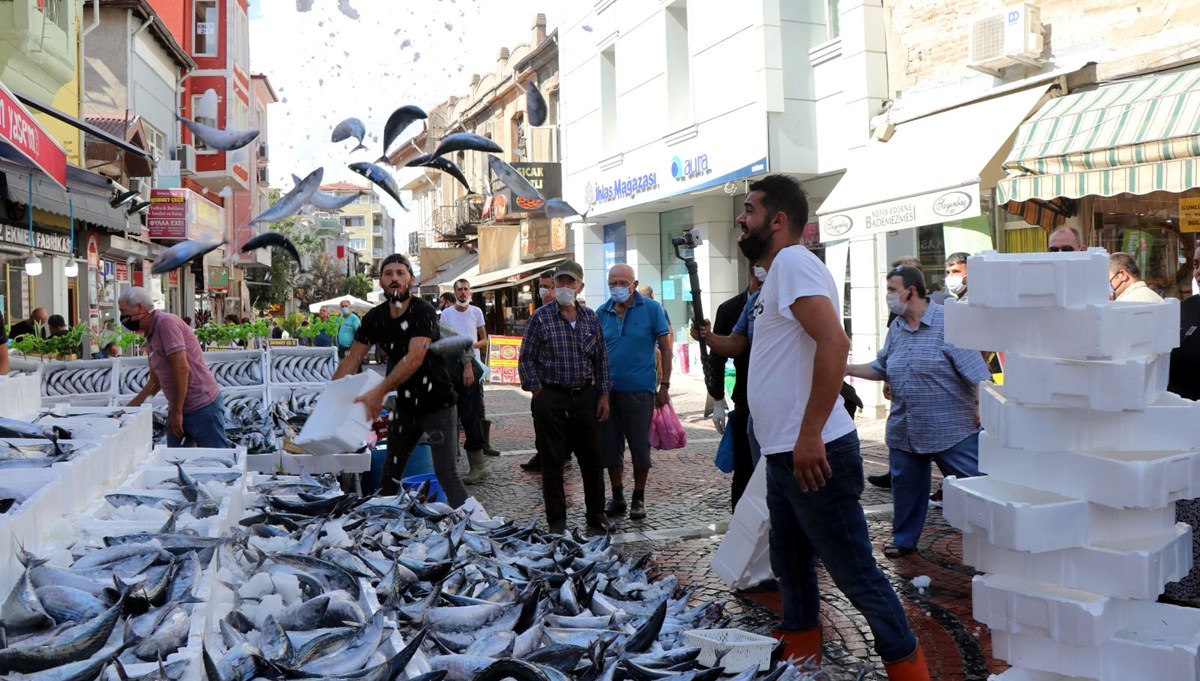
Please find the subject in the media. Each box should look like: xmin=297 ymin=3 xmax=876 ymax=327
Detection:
xmin=115 ymin=356 xmax=150 ymax=397
xmin=978 ymin=432 xmax=1200 ymax=510
xmin=945 ymin=477 xmax=1178 ymax=552
xmin=38 ymin=358 xmax=117 ymax=398
xmin=682 ymin=629 xmax=776 ymax=673
xmin=982 ymin=383 xmax=1200 ymax=453
xmin=280 ymin=451 xmax=371 ymax=475
xmin=0 ymin=467 xmax=66 ymax=606
xmin=267 ymin=345 xmax=337 ymax=384
xmin=37 ymin=413 xmax=152 ymax=466
xmin=991 ymin=604 xmax=1200 ymax=681
xmin=293 ymin=370 xmax=383 ymax=455
xmin=989 ymin=669 xmax=1095 ymax=681
xmin=974 ymin=573 xmax=1124 ymax=647
xmin=963 ymin=250 xmax=1111 ymax=309
xmin=245 ymin=451 xmax=281 ymax=473
xmin=0 ymin=372 xmax=42 ymax=420
xmin=41 ymin=394 xmax=114 ymax=408
xmin=148 ymin=445 xmax=247 ymax=469
xmin=202 ymin=349 xmax=267 ymax=388
xmin=945 ymin=298 xmax=1180 ymax=360
xmin=961 ymin=527 xmax=1191 ymax=601
xmin=1001 ymin=353 xmax=1168 ymax=412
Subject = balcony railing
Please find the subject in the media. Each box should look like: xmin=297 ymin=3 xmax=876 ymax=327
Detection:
xmin=429 ymin=201 xmax=481 ymax=243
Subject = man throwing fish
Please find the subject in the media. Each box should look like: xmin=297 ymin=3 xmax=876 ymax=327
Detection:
xmin=122 ymin=287 xmax=232 ymax=448
xmin=334 ymin=254 xmax=468 ymax=507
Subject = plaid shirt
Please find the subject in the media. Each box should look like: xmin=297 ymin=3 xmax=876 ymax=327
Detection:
xmin=520 ymin=302 xmax=612 ymax=394
xmin=869 ymin=303 xmax=991 ymax=453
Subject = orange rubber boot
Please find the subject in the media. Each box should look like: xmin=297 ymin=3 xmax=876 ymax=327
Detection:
xmin=772 ymin=627 xmax=822 ymax=666
xmin=884 ymin=642 xmax=931 ymax=681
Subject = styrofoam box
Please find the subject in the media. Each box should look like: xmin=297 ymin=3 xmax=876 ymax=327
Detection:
xmin=982 ymin=383 xmax=1200 ymax=453
xmin=0 ymin=467 xmax=67 ymax=607
xmin=267 ymin=345 xmax=337 ymax=385
xmin=148 ymin=445 xmax=247 ymax=469
xmin=961 ymin=526 xmax=1190 ymax=601
xmin=711 ymin=513 xmax=774 ymax=590
xmin=683 ymin=629 xmax=776 ymax=673
xmin=294 ymin=370 xmax=383 ymax=455
xmin=990 ymin=605 xmax=1200 ymax=681
xmin=245 ymin=451 xmax=281 ymax=474
xmin=963 ymin=250 xmax=1111 ymax=309
xmin=944 ymin=477 xmax=1178 ymax=553
xmin=40 ymin=405 xmax=154 ymax=456
xmin=988 ymin=669 xmax=1095 ymax=681
xmin=973 ymin=573 xmax=1123 ymax=647
xmin=39 ymin=358 xmax=117 ymax=398
xmin=0 ymin=439 xmax=107 ymax=521
xmin=979 ymin=432 xmax=1200 ymax=510
xmin=42 ymin=394 xmax=114 ymax=408
xmin=0 ymin=372 xmax=42 ymax=420
xmin=1001 ymin=353 xmax=1168 ymax=412
xmin=945 ymin=297 xmax=1180 ymax=360
xmin=280 ymin=451 xmax=371 ymax=475
xmin=202 ymin=349 xmax=267 ymax=388
xmin=115 ymin=356 xmax=149 ymax=397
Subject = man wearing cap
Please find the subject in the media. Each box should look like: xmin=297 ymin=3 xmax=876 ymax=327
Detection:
xmin=519 ymin=260 xmax=612 ymax=535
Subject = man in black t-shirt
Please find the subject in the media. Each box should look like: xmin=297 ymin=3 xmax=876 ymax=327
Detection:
xmin=333 ymin=253 xmax=466 ymax=506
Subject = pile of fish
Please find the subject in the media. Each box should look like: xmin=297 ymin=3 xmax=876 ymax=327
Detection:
xmin=270 ymin=352 xmax=337 ymax=384
xmin=119 ymin=364 xmax=152 ymax=396
xmin=42 ymin=364 xmax=115 ymax=397
xmin=208 ymin=358 xmax=265 ymax=388
xmin=0 ymin=417 xmax=77 ymax=479
xmin=147 ymin=389 xmax=319 ymax=456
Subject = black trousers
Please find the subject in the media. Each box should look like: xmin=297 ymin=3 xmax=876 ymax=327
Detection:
xmin=532 ymin=385 xmax=607 ymax=527
xmin=729 ymin=405 xmax=754 ymax=511
xmin=456 ymin=381 xmax=486 ymax=451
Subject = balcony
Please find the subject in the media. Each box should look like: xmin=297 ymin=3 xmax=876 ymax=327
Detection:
xmin=373 ymin=248 xmax=384 ymax=258
xmin=430 ymin=201 xmax=481 ymax=243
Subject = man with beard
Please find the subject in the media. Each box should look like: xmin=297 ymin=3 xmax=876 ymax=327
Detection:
xmin=333 ymin=254 xmax=468 ymax=507
xmin=122 ymin=287 xmax=230 ymax=448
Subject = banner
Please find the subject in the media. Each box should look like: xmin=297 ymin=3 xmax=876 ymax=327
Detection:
xmin=487 ymin=335 xmax=522 ymax=384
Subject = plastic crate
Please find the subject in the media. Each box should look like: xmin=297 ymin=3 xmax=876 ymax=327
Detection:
xmin=682 ymin=629 xmax=776 ymax=672
xmin=294 ymin=371 xmax=384 ymax=455
xmin=267 ymin=346 xmax=338 ymax=384
xmin=402 ymin=473 xmax=447 ymax=503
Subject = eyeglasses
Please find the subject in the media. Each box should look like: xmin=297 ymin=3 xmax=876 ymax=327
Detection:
xmin=1048 ymin=246 xmax=1077 ymax=252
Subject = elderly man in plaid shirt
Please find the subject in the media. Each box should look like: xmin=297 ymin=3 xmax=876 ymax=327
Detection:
xmin=846 ymin=265 xmax=992 ymax=559
xmin=519 ymin=260 xmax=613 ymax=536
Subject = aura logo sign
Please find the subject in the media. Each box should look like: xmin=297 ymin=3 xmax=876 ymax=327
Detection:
xmin=670 ymin=153 xmax=710 ymax=182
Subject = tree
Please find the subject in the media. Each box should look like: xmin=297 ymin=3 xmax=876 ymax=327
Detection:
xmin=294 ymin=253 xmax=348 ymax=309
xmin=246 ymin=189 xmax=325 ymax=311
xmin=343 ymin=274 xmax=373 ymax=299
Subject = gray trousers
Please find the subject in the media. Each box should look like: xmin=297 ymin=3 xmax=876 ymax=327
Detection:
xmin=600 ymin=390 xmax=655 ymax=469
xmin=386 ymin=404 xmax=468 ymax=507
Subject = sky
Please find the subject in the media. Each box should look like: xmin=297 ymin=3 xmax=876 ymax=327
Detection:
xmin=248 ymin=0 xmax=559 ymax=239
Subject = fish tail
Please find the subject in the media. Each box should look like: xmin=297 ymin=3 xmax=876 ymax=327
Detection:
xmin=352 ymin=143 xmax=368 ymax=153
xmin=375 ymin=155 xmax=390 ymax=164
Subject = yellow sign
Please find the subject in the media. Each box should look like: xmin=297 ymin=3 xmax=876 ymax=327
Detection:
xmin=487 ymin=335 xmax=522 ymax=384
xmin=1180 ymin=197 xmax=1200 ymax=233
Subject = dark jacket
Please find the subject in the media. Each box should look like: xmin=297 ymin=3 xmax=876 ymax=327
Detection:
xmin=707 ymin=290 xmax=749 ymax=407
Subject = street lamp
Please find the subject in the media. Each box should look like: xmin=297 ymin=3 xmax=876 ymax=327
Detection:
xmin=24 ymin=252 xmax=42 ymax=276
xmin=64 ymin=259 xmax=78 ymax=278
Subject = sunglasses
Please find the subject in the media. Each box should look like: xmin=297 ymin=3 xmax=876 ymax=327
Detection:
xmin=1048 ymin=246 xmax=1076 ymax=252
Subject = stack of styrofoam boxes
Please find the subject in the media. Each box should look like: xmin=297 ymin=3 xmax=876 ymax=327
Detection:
xmin=265 ymin=346 xmax=337 ymax=473
xmin=711 ymin=457 xmax=775 ymax=589
xmin=38 ymin=358 xmax=117 ymax=407
xmin=113 ymin=355 xmax=150 ymax=407
xmin=942 ymin=250 xmax=1200 ymax=681
xmin=0 ymin=368 xmax=42 ymax=420
xmin=287 ymin=369 xmax=379 ymax=475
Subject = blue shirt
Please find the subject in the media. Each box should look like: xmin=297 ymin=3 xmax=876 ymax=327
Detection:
xmin=597 ymin=292 xmax=670 ymax=393
xmin=519 ymin=302 xmax=612 ymax=395
xmin=733 ymin=291 xmax=760 ymax=340
xmin=337 ymin=313 xmax=360 ymax=348
xmin=869 ymin=303 xmax=992 ymax=453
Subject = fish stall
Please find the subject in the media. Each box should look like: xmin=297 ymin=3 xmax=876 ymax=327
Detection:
xmin=0 ymin=352 xmax=790 ymax=681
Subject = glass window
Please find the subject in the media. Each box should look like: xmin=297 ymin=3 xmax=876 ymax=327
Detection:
xmin=343 ymin=216 xmax=365 ymax=228
xmin=659 ymin=207 xmax=694 ymax=342
xmin=350 ymin=239 xmax=367 ymax=251
xmin=1093 ymin=189 xmax=1200 ymax=300
xmin=826 ymin=0 xmax=840 ymax=40
xmin=189 ymin=95 xmax=214 ymax=153
xmin=194 ymin=0 xmax=218 ymax=57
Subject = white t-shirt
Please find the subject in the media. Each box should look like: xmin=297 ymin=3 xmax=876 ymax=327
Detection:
xmin=748 ymin=245 xmax=856 ymax=454
xmin=440 ymin=304 xmax=487 ymax=361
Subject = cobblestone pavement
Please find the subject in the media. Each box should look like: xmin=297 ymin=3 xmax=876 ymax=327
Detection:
xmin=464 ymin=375 xmax=1007 ymax=681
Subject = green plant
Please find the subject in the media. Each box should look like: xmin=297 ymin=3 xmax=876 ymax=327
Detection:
xmin=343 ymin=274 xmax=374 ymax=300
xmin=296 ymin=316 xmax=340 ymax=339
xmin=280 ymin=312 xmax=307 ymax=337
xmin=12 ymin=325 xmax=87 ymax=359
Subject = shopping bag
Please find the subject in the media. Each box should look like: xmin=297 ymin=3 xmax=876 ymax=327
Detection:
xmin=714 ymin=408 xmax=735 ymax=473
xmin=648 ymin=402 xmax=687 ymax=450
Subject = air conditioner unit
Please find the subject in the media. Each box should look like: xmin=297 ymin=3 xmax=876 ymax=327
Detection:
xmin=968 ymin=3 xmax=1045 ymax=74
xmin=257 ymin=166 xmax=269 ymax=184
xmin=175 ymin=144 xmax=196 ymax=176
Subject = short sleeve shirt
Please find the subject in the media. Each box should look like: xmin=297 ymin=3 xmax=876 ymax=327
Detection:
xmin=145 ymin=311 xmax=220 ymax=414
xmin=597 ymin=292 xmax=670 ymax=393
xmin=356 ymin=298 xmax=456 ymax=416
xmin=733 ymin=291 xmax=761 ymax=341
xmin=439 ymin=304 xmax=487 ymax=362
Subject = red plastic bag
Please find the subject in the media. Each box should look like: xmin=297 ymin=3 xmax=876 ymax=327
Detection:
xmin=648 ymin=402 xmax=687 ymax=450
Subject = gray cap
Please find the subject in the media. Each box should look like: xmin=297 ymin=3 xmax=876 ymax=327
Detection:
xmin=553 ymin=259 xmax=584 ymax=282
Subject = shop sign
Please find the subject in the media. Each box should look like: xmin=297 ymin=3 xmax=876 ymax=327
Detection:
xmin=86 ymin=233 xmax=100 ymax=268
xmin=487 ymin=335 xmax=522 ymax=385
xmin=0 ymin=80 xmax=66 ymax=187
xmin=208 ymin=265 xmax=229 ymax=292
xmin=0 ymin=224 xmax=71 ymax=254
xmin=819 ymin=184 xmax=981 ymax=242
xmin=268 ymin=338 xmax=298 ymax=347
xmin=115 ymin=263 xmax=129 ymax=283
xmin=521 ymin=218 xmax=572 ymax=260
xmin=168 ymin=269 xmax=179 ymax=286
xmin=670 ymin=153 xmax=711 ymax=183
xmin=148 ymin=189 xmax=188 ymax=239
xmin=1180 ymin=197 xmax=1200 ymax=233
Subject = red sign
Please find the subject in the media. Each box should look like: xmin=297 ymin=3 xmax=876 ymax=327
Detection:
xmin=0 ymin=81 xmax=67 ymax=188
xmin=86 ymin=232 xmax=100 ymax=268
xmin=168 ymin=269 xmax=179 ymax=285
xmin=115 ymin=263 xmax=128 ymax=282
xmin=133 ymin=270 xmax=143 ymax=287
xmin=148 ymin=188 xmax=188 ymax=239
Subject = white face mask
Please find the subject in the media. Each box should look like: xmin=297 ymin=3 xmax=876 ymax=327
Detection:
xmin=886 ymin=292 xmax=908 ymax=316
xmin=753 ymin=266 xmax=768 ymax=282
xmin=555 ymin=287 xmax=576 ymax=306
xmin=538 ymin=287 xmax=550 ymax=300
xmin=944 ymin=274 xmax=966 ymax=296
xmin=455 ymin=298 xmax=470 ymax=308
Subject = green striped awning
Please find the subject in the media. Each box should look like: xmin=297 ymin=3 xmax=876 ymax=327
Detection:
xmin=996 ymin=69 xmax=1200 ymax=203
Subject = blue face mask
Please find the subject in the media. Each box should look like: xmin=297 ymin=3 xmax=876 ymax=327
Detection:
xmin=610 ymin=287 xmax=631 ymax=304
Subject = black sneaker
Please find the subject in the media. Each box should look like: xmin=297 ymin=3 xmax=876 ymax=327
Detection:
xmin=606 ymin=497 xmax=627 ymax=517
xmin=629 ymin=498 xmax=646 ymax=520
xmin=520 ymin=455 xmax=541 ymax=472
xmin=867 ymin=472 xmax=892 ymax=489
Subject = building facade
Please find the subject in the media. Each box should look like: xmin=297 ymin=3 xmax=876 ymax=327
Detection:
xmin=318 ymin=181 xmax=394 ymax=276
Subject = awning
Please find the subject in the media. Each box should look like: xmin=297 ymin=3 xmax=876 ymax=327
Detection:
xmin=997 ymin=69 xmax=1200 ymax=203
xmin=0 ymin=152 xmax=131 ymax=233
xmin=468 ymin=256 xmax=565 ymax=293
xmin=420 ymin=252 xmax=479 ymax=290
xmin=817 ymin=84 xmax=1054 ymax=241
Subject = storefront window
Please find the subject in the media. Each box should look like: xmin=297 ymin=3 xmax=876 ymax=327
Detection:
xmin=1093 ymin=190 xmax=1199 ymax=300
xmin=659 ymin=207 xmax=693 ymax=342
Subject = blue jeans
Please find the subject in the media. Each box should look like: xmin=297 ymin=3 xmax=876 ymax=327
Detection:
xmin=167 ymin=394 xmax=232 ymax=449
xmin=766 ymin=431 xmax=917 ymax=663
xmin=890 ymin=431 xmax=981 ymax=549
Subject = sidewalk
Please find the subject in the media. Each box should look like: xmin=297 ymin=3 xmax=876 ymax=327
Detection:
xmin=471 ymin=375 xmax=1007 ymax=681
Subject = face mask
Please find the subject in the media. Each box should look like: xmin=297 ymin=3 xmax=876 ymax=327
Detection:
xmin=610 ymin=287 xmax=631 ymax=304
xmin=886 ymin=291 xmax=909 ymax=316
xmin=753 ymin=266 xmax=768 ymax=282
xmin=738 ymin=223 xmax=771 ymax=262
xmin=120 ymin=314 xmax=141 ymax=332
xmin=455 ymin=298 xmax=470 ymax=308
xmin=341 ymin=307 xmax=350 ymax=316
xmin=944 ymin=275 xmax=966 ymax=296
xmin=555 ymin=287 xmax=576 ymax=306
xmin=538 ymin=287 xmax=550 ymax=300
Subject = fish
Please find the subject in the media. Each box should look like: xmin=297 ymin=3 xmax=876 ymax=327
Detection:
xmin=544 ymin=198 xmax=586 ymax=220
xmin=0 ymin=417 xmax=68 ymax=442
xmin=250 ymin=167 xmax=324 ymax=225
xmin=35 ymin=586 xmax=106 ymax=625
xmin=240 ymin=231 xmax=304 ymax=269
xmin=406 ymin=154 xmax=472 ymax=193
xmin=488 ymin=156 xmax=544 ymax=202
xmin=0 ymin=486 xmax=28 ymax=513
xmin=526 ymin=82 xmax=548 ymax=126
xmin=150 ymin=239 xmax=226 ymax=275
xmin=348 ymin=162 xmax=406 ymax=210
xmin=178 ymin=114 xmax=259 ymax=151
xmin=1 ymin=568 xmax=54 ymax=632
xmin=431 ymin=132 xmax=503 ymax=158
xmin=426 ymin=335 xmax=475 ymax=357
xmin=292 ymin=174 xmax=362 ymax=211
xmin=0 ymin=589 xmax=126 ymax=674
xmin=379 ymin=104 xmax=428 ymax=161
xmin=331 ymin=117 xmax=368 ymax=152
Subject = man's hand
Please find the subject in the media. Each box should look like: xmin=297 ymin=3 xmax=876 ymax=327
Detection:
xmin=974 ymin=408 xmax=981 ymax=429
xmin=463 ymin=362 xmax=476 ymax=388
xmin=167 ymin=410 xmax=185 ymax=438
xmin=354 ymin=387 xmax=387 ymax=422
xmin=127 ymin=395 xmax=145 ymax=408
xmin=690 ymin=319 xmax=712 ymax=343
xmin=655 ymin=384 xmax=670 ymax=408
xmin=711 ymin=400 xmax=727 ymax=434
xmin=596 ymin=394 xmax=611 ymax=423
xmin=882 ymin=382 xmax=892 ymax=401
xmin=792 ymin=432 xmax=833 ymax=492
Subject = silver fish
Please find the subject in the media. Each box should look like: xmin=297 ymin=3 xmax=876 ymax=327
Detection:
xmin=300 ymin=611 xmax=386 ymax=676
xmin=35 ymin=586 xmax=105 ymax=625
xmin=544 ymin=198 xmax=585 ymax=220
xmin=250 ymin=167 xmax=324 ymax=225
xmin=132 ymin=603 xmax=191 ymax=661
xmin=331 ymin=117 xmax=368 ymax=152
xmin=150 ymin=239 xmax=226 ymax=275
xmin=0 ymin=590 xmax=126 ymax=674
xmin=178 ymin=114 xmax=259 ymax=151
xmin=405 ymin=155 xmax=472 ymax=193
xmin=293 ymin=173 xmax=362 ymax=211
xmin=348 ymin=162 xmax=406 ymax=210
xmin=488 ymin=156 xmax=544 ymax=202
xmin=1 ymin=569 xmax=53 ymax=632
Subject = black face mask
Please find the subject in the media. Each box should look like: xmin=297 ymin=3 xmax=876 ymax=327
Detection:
xmin=120 ymin=314 xmax=140 ymax=332
xmin=738 ymin=222 xmax=771 ymax=262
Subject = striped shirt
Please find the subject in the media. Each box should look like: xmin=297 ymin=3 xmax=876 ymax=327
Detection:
xmin=519 ymin=302 xmax=612 ymax=394
xmin=869 ymin=303 xmax=991 ymax=453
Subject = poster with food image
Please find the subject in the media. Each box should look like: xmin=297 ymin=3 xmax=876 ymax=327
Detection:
xmin=488 ymin=335 xmax=522 ymax=384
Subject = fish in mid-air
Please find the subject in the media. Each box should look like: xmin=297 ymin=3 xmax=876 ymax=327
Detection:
xmin=250 ymin=168 xmax=325 ymax=225
xmin=177 ymin=115 xmax=259 ymax=151
xmin=331 ymin=117 xmax=368 ymax=153
xmin=349 ymin=162 xmax=406 ymax=210
xmin=151 ymin=239 xmax=226 ymax=275
xmin=432 ymin=133 xmax=503 ymax=158
xmin=241 ymin=232 xmax=304 ymax=270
